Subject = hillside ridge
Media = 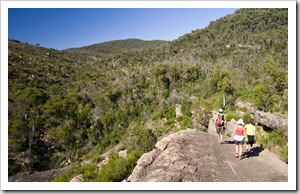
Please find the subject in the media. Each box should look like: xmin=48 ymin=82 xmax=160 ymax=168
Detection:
xmin=64 ymin=38 xmax=169 ymax=57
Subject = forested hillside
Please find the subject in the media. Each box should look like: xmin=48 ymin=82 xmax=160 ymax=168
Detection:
xmin=8 ymin=8 xmax=288 ymax=181
xmin=65 ymin=38 xmax=169 ymax=58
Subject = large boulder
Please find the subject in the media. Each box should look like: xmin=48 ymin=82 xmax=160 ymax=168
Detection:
xmin=207 ymin=111 xmax=219 ymax=135
xmin=226 ymin=119 xmax=237 ymax=134
xmin=235 ymin=100 xmax=288 ymax=135
xmin=127 ymin=129 xmax=224 ymax=182
xmin=254 ymin=111 xmax=288 ymax=135
xmin=207 ymin=118 xmax=217 ymax=135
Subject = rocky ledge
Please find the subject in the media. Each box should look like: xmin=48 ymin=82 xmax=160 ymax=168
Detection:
xmin=126 ymin=129 xmax=288 ymax=182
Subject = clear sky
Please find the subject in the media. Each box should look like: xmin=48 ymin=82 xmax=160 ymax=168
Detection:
xmin=8 ymin=8 xmax=238 ymax=50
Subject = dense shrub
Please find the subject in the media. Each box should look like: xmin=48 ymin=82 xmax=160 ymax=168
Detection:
xmin=256 ymin=128 xmax=288 ymax=163
xmin=123 ymin=122 xmax=157 ymax=152
xmin=96 ymin=150 xmax=141 ymax=182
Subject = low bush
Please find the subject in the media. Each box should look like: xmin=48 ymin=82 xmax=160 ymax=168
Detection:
xmin=96 ymin=150 xmax=141 ymax=182
xmin=179 ymin=116 xmax=193 ymax=129
xmin=53 ymin=150 xmax=142 ymax=182
xmin=53 ymin=163 xmax=82 ymax=182
xmin=256 ymin=128 xmax=288 ymax=163
xmin=225 ymin=113 xmax=240 ymax=121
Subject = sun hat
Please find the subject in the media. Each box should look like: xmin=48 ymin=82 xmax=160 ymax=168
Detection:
xmin=237 ymin=119 xmax=245 ymax=125
xmin=218 ymin=109 xmax=223 ymax=113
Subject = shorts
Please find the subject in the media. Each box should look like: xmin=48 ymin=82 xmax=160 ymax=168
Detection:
xmin=234 ymin=135 xmax=245 ymax=145
xmin=246 ymin=135 xmax=255 ymax=146
xmin=234 ymin=139 xmax=245 ymax=145
xmin=216 ymin=125 xmax=225 ymax=135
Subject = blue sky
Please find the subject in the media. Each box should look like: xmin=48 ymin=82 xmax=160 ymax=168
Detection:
xmin=9 ymin=8 xmax=238 ymax=50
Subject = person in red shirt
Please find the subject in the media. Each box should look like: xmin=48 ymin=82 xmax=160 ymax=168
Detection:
xmin=231 ymin=119 xmax=246 ymax=159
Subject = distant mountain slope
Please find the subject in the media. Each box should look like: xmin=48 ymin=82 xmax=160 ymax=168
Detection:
xmin=8 ymin=39 xmax=80 ymax=94
xmin=168 ymin=8 xmax=287 ymax=53
xmin=65 ymin=38 xmax=169 ymax=58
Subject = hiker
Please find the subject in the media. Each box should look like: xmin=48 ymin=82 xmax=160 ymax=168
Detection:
xmin=231 ymin=119 xmax=246 ymax=159
xmin=215 ymin=108 xmax=227 ymax=144
xmin=245 ymin=119 xmax=256 ymax=151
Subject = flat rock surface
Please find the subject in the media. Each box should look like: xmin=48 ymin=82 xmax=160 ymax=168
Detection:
xmin=126 ymin=129 xmax=288 ymax=182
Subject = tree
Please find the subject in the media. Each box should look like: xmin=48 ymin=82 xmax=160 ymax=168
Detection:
xmin=9 ymin=87 xmax=47 ymax=171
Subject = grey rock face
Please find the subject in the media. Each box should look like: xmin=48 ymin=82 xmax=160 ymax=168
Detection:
xmin=126 ymin=130 xmax=287 ymax=182
xmin=207 ymin=118 xmax=217 ymax=135
xmin=127 ymin=129 xmax=221 ymax=182
xmin=254 ymin=111 xmax=288 ymax=135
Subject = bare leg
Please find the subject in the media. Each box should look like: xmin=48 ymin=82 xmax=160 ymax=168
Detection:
xmin=220 ymin=134 xmax=223 ymax=143
xmin=235 ymin=144 xmax=239 ymax=157
xmin=239 ymin=144 xmax=243 ymax=158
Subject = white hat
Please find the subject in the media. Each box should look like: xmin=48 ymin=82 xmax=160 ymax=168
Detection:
xmin=218 ymin=109 xmax=223 ymax=113
xmin=237 ymin=119 xmax=245 ymax=125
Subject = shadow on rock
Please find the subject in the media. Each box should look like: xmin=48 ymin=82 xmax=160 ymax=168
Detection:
xmin=223 ymin=140 xmax=235 ymax=144
xmin=243 ymin=146 xmax=264 ymax=158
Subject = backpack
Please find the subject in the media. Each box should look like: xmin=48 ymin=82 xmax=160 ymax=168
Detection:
xmin=216 ymin=114 xmax=223 ymax=126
